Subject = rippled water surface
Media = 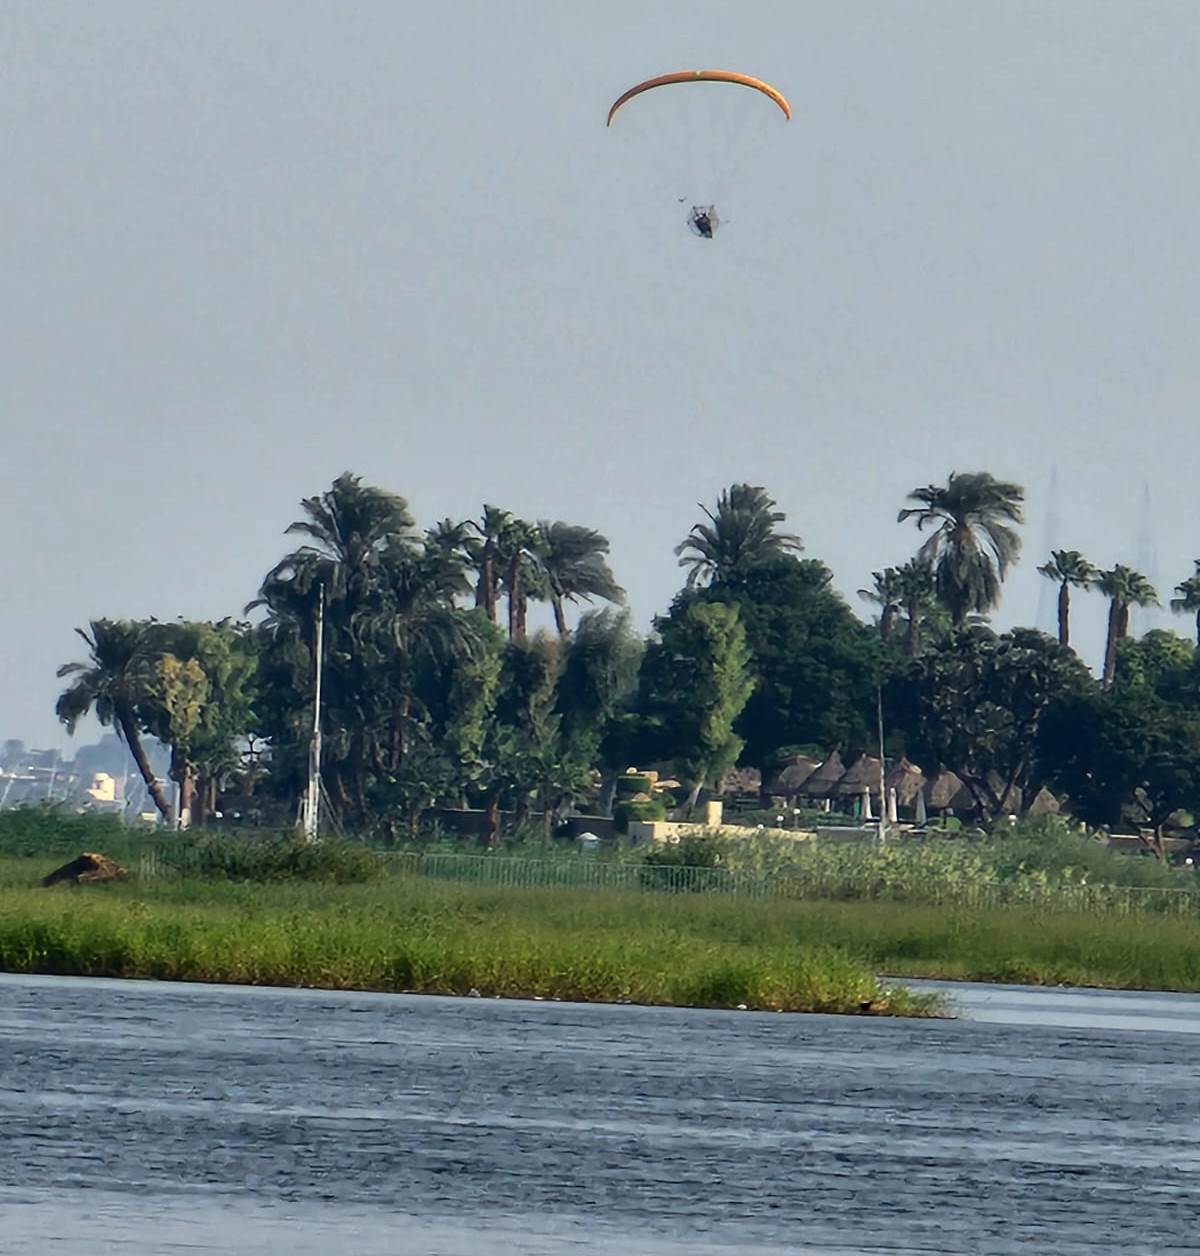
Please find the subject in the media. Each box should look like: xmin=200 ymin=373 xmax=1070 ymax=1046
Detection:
xmin=2 ymin=974 xmax=1198 ymax=1254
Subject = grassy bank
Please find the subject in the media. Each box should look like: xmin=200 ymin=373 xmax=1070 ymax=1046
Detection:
xmin=0 ymin=874 xmax=939 ymax=1016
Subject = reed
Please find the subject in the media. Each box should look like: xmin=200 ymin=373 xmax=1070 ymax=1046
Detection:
xmin=0 ymin=876 xmax=938 ymax=1016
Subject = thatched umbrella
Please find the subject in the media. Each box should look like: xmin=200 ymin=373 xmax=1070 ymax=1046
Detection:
xmin=767 ymin=756 xmax=819 ymax=799
xmin=986 ymin=773 xmax=1022 ymax=816
xmin=923 ymin=769 xmax=967 ymax=813
xmin=1026 ymin=786 xmax=1060 ymax=816
xmin=801 ymin=751 xmax=846 ymax=800
xmin=834 ymin=754 xmax=882 ymax=800
xmin=886 ymin=757 xmax=926 ymax=812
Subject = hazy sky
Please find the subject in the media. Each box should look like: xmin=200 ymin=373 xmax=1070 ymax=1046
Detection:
xmin=5 ymin=1 xmax=1199 ymax=750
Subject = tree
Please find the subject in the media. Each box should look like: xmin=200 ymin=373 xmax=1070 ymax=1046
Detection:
xmin=534 ymin=520 xmax=624 ymax=637
xmin=889 ymin=626 xmax=1091 ymax=826
xmin=1097 ymin=564 xmax=1159 ymax=688
xmin=898 ymin=471 xmax=1024 ymax=626
xmin=56 ymin=619 xmax=174 ymax=822
xmin=557 ymin=608 xmax=643 ymax=808
xmin=675 ymin=484 xmax=802 ymax=588
xmin=138 ymin=619 xmax=260 ymax=827
xmin=1171 ymin=561 xmax=1200 ymax=648
xmin=1037 ymin=549 xmax=1098 ymax=648
xmin=1040 ymin=685 xmax=1200 ymax=850
xmin=858 ymin=568 xmax=903 ymax=644
xmin=638 ymin=602 xmax=755 ymax=813
xmin=894 ymin=558 xmax=940 ymax=657
xmin=251 ymin=474 xmax=460 ymax=825
xmin=674 ymin=558 xmax=882 ymax=767
xmin=466 ymin=505 xmax=512 ymax=626
xmin=497 ymin=517 xmax=541 ymax=643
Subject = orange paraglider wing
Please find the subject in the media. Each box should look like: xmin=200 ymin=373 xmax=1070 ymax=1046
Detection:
xmin=606 ymin=70 xmax=792 ymax=127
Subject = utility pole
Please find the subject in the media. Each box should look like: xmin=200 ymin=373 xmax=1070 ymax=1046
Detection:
xmin=302 ymin=584 xmax=325 ymax=843
xmin=876 ymin=686 xmax=888 ymax=845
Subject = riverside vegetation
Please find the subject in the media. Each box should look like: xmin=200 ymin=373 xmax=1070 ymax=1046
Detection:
xmin=2 ymin=814 xmax=1199 ymax=1005
xmin=49 ymin=472 xmax=1200 ymax=848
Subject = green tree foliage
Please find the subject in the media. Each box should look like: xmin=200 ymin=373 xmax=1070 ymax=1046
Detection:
xmin=534 ymin=520 xmax=625 ymax=637
xmin=1171 ymin=561 xmax=1200 ymax=648
xmin=1040 ymin=689 xmax=1200 ymax=842
xmin=675 ymin=484 xmax=802 ymax=589
xmin=898 ymin=471 xmax=1025 ymax=627
xmin=889 ymin=627 xmax=1091 ymax=826
xmin=638 ymin=601 xmax=755 ymax=812
xmin=136 ymin=619 xmax=260 ymax=827
xmin=1037 ymin=549 xmax=1098 ymax=648
xmin=252 ymin=475 xmax=486 ymax=825
xmin=675 ymin=559 xmax=882 ymax=767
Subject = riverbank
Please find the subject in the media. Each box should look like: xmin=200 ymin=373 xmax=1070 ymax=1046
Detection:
xmin=4 ymin=859 xmax=1199 ymax=1004
xmin=0 ymin=875 xmax=939 ymax=1017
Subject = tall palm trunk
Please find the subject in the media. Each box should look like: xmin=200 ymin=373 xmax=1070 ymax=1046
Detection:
xmin=507 ymin=554 xmax=525 ymax=642
xmin=551 ymin=593 xmax=568 ymax=638
xmin=879 ymin=605 xmax=895 ymax=643
xmin=475 ymin=546 xmax=497 ymax=623
xmin=904 ymin=602 xmax=922 ymax=658
xmin=1102 ymin=598 xmax=1123 ymax=688
xmin=1057 ymin=582 xmax=1070 ymax=647
xmin=117 ymin=708 xmax=173 ymax=821
xmin=1195 ymin=607 xmax=1200 ymax=650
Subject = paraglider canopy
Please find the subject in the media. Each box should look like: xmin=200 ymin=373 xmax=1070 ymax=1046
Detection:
xmin=606 ymin=70 xmax=792 ymax=127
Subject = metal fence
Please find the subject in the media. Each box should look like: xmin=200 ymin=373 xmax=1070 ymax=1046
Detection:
xmin=131 ymin=842 xmax=1200 ymax=918
xmin=383 ymin=853 xmax=1200 ymax=916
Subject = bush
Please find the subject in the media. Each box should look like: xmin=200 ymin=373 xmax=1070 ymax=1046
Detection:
xmin=613 ymin=798 xmax=666 ymax=831
xmin=614 ymin=773 xmax=656 ymax=799
xmin=157 ymin=835 xmax=384 ymax=884
xmin=0 ymin=806 xmax=130 ymax=858
xmin=640 ymin=836 xmax=728 ymax=891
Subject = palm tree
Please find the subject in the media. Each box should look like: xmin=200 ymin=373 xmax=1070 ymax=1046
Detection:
xmin=1037 ymin=549 xmax=1098 ymax=648
xmin=423 ymin=518 xmax=476 ymax=605
xmin=675 ymin=484 xmax=802 ymax=588
xmin=535 ymin=521 xmax=625 ymax=637
xmin=250 ymin=473 xmax=421 ymax=821
xmin=898 ymin=471 xmax=1024 ymax=627
xmin=858 ymin=568 xmax=904 ymax=643
xmin=465 ymin=505 xmax=512 ymax=625
xmin=497 ymin=517 xmax=540 ymax=643
xmin=894 ymin=558 xmax=938 ymax=657
xmin=1170 ymin=561 xmax=1200 ymax=648
xmin=262 ymin=471 xmax=418 ymax=604
xmin=1097 ymin=564 xmax=1159 ymax=687
xmin=56 ymin=619 xmax=173 ymax=821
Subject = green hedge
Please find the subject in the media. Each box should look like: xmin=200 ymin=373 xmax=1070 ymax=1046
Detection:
xmin=613 ymin=798 xmax=667 ymax=830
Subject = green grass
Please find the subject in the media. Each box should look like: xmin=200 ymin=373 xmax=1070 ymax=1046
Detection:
xmin=0 ymin=869 xmax=938 ymax=1017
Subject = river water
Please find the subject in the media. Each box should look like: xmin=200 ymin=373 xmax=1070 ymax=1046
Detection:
xmin=1 ymin=974 xmax=1198 ymax=1254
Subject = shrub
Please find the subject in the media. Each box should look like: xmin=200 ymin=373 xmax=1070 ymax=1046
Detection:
xmin=157 ymin=835 xmax=384 ymax=883
xmin=0 ymin=806 xmax=130 ymax=858
xmin=613 ymin=798 xmax=666 ymax=830
xmin=614 ymin=773 xmax=656 ymax=799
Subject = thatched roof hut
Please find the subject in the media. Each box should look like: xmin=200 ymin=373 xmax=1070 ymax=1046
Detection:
xmin=1026 ymin=786 xmax=1060 ymax=816
xmin=924 ymin=769 xmax=969 ymax=813
xmin=802 ymin=751 xmax=846 ymax=799
xmin=766 ymin=756 xmax=819 ymax=799
xmin=834 ymin=754 xmax=883 ymax=799
xmin=885 ymin=757 xmax=926 ymax=808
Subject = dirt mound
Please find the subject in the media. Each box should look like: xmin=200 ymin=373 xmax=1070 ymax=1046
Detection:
xmin=41 ymin=852 xmax=130 ymax=887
